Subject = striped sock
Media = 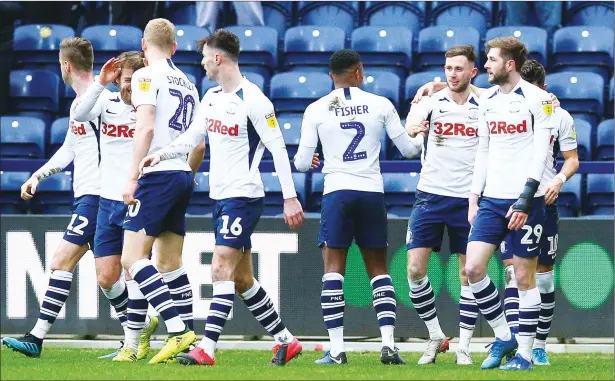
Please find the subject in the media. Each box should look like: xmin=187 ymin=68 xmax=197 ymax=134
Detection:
xmin=198 ymin=280 xmax=235 ymax=359
xmin=470 ymin=275 xmax=511 ymax=341
xmin=504 ymin=265 xmax=520 ymax=334
xmin=409 ymin=276 xmax=444 ymax=340
xmin=518 ymin=288 xmax=541 ymax=361
xmin=31 ymin=270 xmax=73 ymax=339
xmin=241 ymin=279 xmax=293 ymax=344
xmin=125 ymin=280 xmax=148 ymax=352
xmin=371 ymin=275 xmax=396 ymax=349
xmin=162 ymin=267 xmax=194 ymax=330
xmin=129 ymin=259 xmax=185 ymax=334
xmin=458 ymin=285 xmax=478 ymax=352
xmin=101 ymin=278 xmax=128 ymax=328
xmin=321 ymin=272 xmax=345 ymax=356
xmin=534 ymin=270 xmax=555 ymax=350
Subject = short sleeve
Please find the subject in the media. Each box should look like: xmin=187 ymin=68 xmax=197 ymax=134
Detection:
xmin=558 ymin=111 xmax=578 ymax=152
xmin=130 ymin=68 xmax=158 ymax=108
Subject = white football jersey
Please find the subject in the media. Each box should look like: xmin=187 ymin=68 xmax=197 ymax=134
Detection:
xmin=544 ymin=107 xmax=578 ymax=184
xmin=66 ymin=99 xmax=101 ymax=198
xmin=301 ymin=87 xmax=407 ymax=195
xmin=131 ymin=58 xmax=199 ymax=174
xmin=478 ymin=78 xmax=555 ymax=199
xmin=408 ymin=88 xmax=480 ymax=198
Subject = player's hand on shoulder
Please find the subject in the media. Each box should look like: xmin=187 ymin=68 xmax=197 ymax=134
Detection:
xmin=283 ymin=197 xmax=304 ymax=230
xmin=506 ymin=206 xmax=528 ymax=231
xmin=123 ymin=180 xmax=139 ymax=205
xmin=311 ymin=153 xmax=320 ymax=169
xmin=98 ymin=57 xmax=122 ymax=86
xmin=20 ymin=176 xmax=39 ymax=200
xmin=544 ymin=176 xmax=564 ymax=205
xmin=549 ymin=93 xmax=560 ymax=109
xmin=412 ymin=82 xmax=436 ymax=104
xmin=139 ymin=154 xmax=161 ymax=175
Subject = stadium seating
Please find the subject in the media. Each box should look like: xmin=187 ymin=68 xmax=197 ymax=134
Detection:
xmin=383 ymin=173 xmax=420 ymax=216
xmin=283 ymin=26 xmax=345 ymax=72
xmin=552 ymin=26 xmax=614 ymax=81
xmin=226 ymin=26 xmax=278 ymax=80
xmin=173 ymin=25 xmax=208 ymax=64
xmin=430 ymin=2 xmax=494 ymax=37
xmin=485 ymin=26 xmax=548 ymax=67
xmin=9 ymin=69 xmax=60 ymax=119
xmin=546 ymin=72 xmax=604 ymax=127
xmin=362 ymin=71 xmax=401 ymax=110
xmin=363 ymin=2 xmax=427 ymax=38
xmin=558 ymin=173 xmax=582 ymax=217
xmin=565 ymin=1 xmax=614 ymax=29
xmin=261 ymin=172 xmax=307 ymax=214
xmin=243 ymin=71 xmax=266 ymax=92
xmin=270 ymin=72 xmax=332 ymax=113
xmin=297 ymin=1 xmax=359 ymax=36
xmin=177 ymin=64 xmax=203 ymax=87
xmin=277 ymin=113 xmax=303 ymax=158
xmin=417 ymin=26 xmax=480 ymax=71
xmin=351 ymin=26 xmax=413 ymax=78
xmin=13 ymin=24 xmax=75 ymax=69
xmin=263 ymin=2 xmax=293 ymax=39
xmin=1 ymin=116 xmax=46 ymax=158
xmin=596 ymin=119 xmax=614 ymax=160
xmin=571 ymin=119 xmax=593 ymax=161
xmin=187 ymin=172 xmax=213 ymax=215
xmin=473 ymin=72 xmax=491 ymax=89
xmin=163 ymin=1 xmax=197 ymax=25
xmin=49 ymin=117 xmax=69 ymax=157
xmin=32 ymin=171 xmax=73 ymax=214
xmin=585 ymin=173 xmax=614 ymax=215
xmin=81 ymin=25 xmax=142 ymax=64
xmin=0 ymin=171 xmax=31 ymax=214
xmin=609 ymin=76 xmax=614 ymax=117
xmin=404 ymin=71 xmax=446 ymax=115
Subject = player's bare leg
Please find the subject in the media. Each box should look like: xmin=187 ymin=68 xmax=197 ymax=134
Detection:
xmin=315 ymin=245 xmax=349 ymax=365
xmin=407 ymin=247 xmax=449 ymax=364
xmin=2 ymin=240 xmax=87 ymax=357
xmin=361 ymin=248 xmax=406 ymax=365
xmin=511 ymin=255 xmax=540 ymax=365
xmin=457 ymin=254 xmax=477 ymax=365
xmin=232 ymin=250 xmax=301 ymax=365
xmin=533 ymin=263 xmax=554 ymax=365
xmin=466 ymin=241 xmax=516 ymax=369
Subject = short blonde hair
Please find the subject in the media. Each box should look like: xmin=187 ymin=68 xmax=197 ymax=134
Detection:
xmin=144 ymin=18 xmax=176 ymax=52
xmin=60 ymin=37 xmax=94 ymax=71
xmin=485 ymin=37 xmax=528 ymax=72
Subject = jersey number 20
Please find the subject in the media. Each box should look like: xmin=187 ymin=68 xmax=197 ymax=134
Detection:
xmin=168 ymin=89 xmax=196 ymax=132
xmin=341 ymin=122 xmax=367 ymax=162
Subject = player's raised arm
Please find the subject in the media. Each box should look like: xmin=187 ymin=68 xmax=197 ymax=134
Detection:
xmin=71 ymin=57 xmax=119 ymax=121
xmin=293 ymin=104 xmax=319 ymax=172
xmin=468 ymin=99 xmax=490 ymax=224
xmin=384 ymin=99 xmax=422 ymax=158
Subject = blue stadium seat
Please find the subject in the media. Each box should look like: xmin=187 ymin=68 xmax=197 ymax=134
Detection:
xmin=9 ymin=70 xmax=60 ymax=116
xmin=263 ymin=1 xmax=293 ymax=40
xmin=49 ymin=117 xmax=69 ymax=157
xmin=403 ymin=71 xmax=446 ymax=115
xmin=364 ymin=2 xmax=427 ymax=38
xmin=552 ymin=26 xmax=614 ymax=81
xmin=174 ymin=25 xmax=209 ymax=64
xmin=13 ymin=24 xmax=75 ymax=67
xmin=351 ymin=26 xmax=413 ymax=78
xmin=283 ymin=26 xmax=345 ymax=72
xmin=417 ymin=26 xmax=480 ymax=71
xmin=430 ymin=2 xmax=493 ymax=37
xmin=609 ymin=76 xmax=614 ymax=117
xmin=565 ymin=1 xmax=614 ymax=29
xmin=81 ymin=26 xmax=142 ymax=64
xmin=34 ymin=171 xmax=73 ymax=214
xmin=187 ymin=172 xmax=213 ymax=215
xmin=570 ymin=119 xmax=592 ymax=161
xmin=1 ymin=116 xmax=46 ymax=158
xmin=201 ymin=76 xmax=218 ymax=95
xmin=270 ymin=72 xmax=332 ymax=113
xmin=226 ymin=26 xmax=278 ymax=81
xmin=0 ymin=171 xmax=31 ymax=214
xmin=243 ymin=71 xmax=266 ymax=93
xmin=177 ymin=65 xmax=202 ymax=87
xmin=557 ymin=174 xmax=582 ymax=217
xmin=485 ymin=27 xmax=548 ymax=67
xmin=362 ymin=71 xmax=401 ymax=111
xmin=261 ymin=172 xmax=308 ymax=214
xmin=473 ymin=72 xmax=491 ymax=89
xmin=184 ymin=72 xmax=197 ymax=87
xmin=277 ymin=113 xmax=303 ymax=158
xmin=546 ymin=72 xmax=604 ymax=127
xmin=383 ymin=173 xmax=420 ymax=217
xmin=297 ymin=1 xmax=359 ymax=37
xmin=585 ymin=173 xmax=614 ymax=215
xmin=596 ymin=119 xmax=614 ymax=160
xmin=163 ymin=1 xmax=197 ymax=25
xmin=309 ymin=172 xmax=325 ymax=211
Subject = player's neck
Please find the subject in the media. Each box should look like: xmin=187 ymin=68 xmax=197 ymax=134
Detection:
xmin=334 ymin=81 xmax=358 ymax=89
xmin=218 ymin=66 xmax=243 ymax=93
xmin=446 ymin=87 xmax=471 ymax=105
xmin=145 ymin=47 xmax=171 ymax=65
xmin=71 ymin=72 xmax=95 ymax=96
xmin=498 ymin=72 xmax=522 ymax=94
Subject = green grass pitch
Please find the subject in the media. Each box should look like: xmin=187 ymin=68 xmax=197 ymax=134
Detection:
xmin=1 ymin=347 xmax=613 ymax=380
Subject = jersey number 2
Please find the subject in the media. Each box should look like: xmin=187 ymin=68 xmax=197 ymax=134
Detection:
xmin=341 ymin=122 xmax=367 ymax=162
xmin=168 ymin=89 xmax=196 ymax=132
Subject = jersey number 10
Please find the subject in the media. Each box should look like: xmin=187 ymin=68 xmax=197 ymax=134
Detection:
xmin=341 ymin=122 xmax=367 ymax=162
xmin=168 ymin=89 xmax=196 ymax=132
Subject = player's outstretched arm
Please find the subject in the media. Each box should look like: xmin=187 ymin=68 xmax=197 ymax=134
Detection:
xmin=71 ymin=57 xmax=119 ymax=122
xmin=187 ymin=140 xmax=206 ymax=178
xmin=294 ymin=105 xmax=319 ymax=172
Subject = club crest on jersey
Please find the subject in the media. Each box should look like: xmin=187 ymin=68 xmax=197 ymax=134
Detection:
xmin=469 ymin=107 xmax=479 ymax=120
xmin=508 ymin=100 xmax=522 ymax=113
xmin=226 ymin=102 xmax=238 ymax=115
xmin=328 ymin=96 xmax=344 ymax=111
xmin=542 ymin=100 xmax=553 ymax=115
xmin=139 ymin=77 xmax=151 ymax=92
xmin=265 ymin=112 xmax=278 ymax=128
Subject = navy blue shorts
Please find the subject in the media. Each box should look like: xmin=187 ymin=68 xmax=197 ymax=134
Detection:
xmin=469 ymin=196 xmax=546 ymax=258
xmin=123 ymin=171 xmax=193 ymax=237
xmin=94 ymin=198 xmax=128 ymax=258
xmin=318 ymin=190 xmax=388 ymax=249
xmin=501 ymin=204 xmax=558 ymax=265
xmin=63 ymin=195 xmax=99 ymax=249
xmin=213 ymin=197 xmax=263 ymax=251
xmin=406 ymin=190 xmax=470 ymax=254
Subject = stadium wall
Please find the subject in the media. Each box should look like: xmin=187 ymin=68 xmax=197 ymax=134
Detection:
xmin=1 ymin=215 xmax=613 ymax=338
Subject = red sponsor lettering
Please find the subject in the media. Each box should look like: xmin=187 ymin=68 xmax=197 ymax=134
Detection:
xmin=489 ymin=120 xmax=527 ymax=134
xmin=102 ymin=122 xmax=134 ymax=138
xmin=71 ymin=121 xmax=86 ymax=135
xmin=207 ymin=118 xmax=239 ymax=136
xmin=433 ymin=122 xmax=477 ymax=137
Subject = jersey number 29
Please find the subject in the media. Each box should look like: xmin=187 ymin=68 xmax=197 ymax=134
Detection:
xmin=168 ymin=89 xmax=195 ymax=132
xmin=341 ymin=122 xmax=367 ymax=162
